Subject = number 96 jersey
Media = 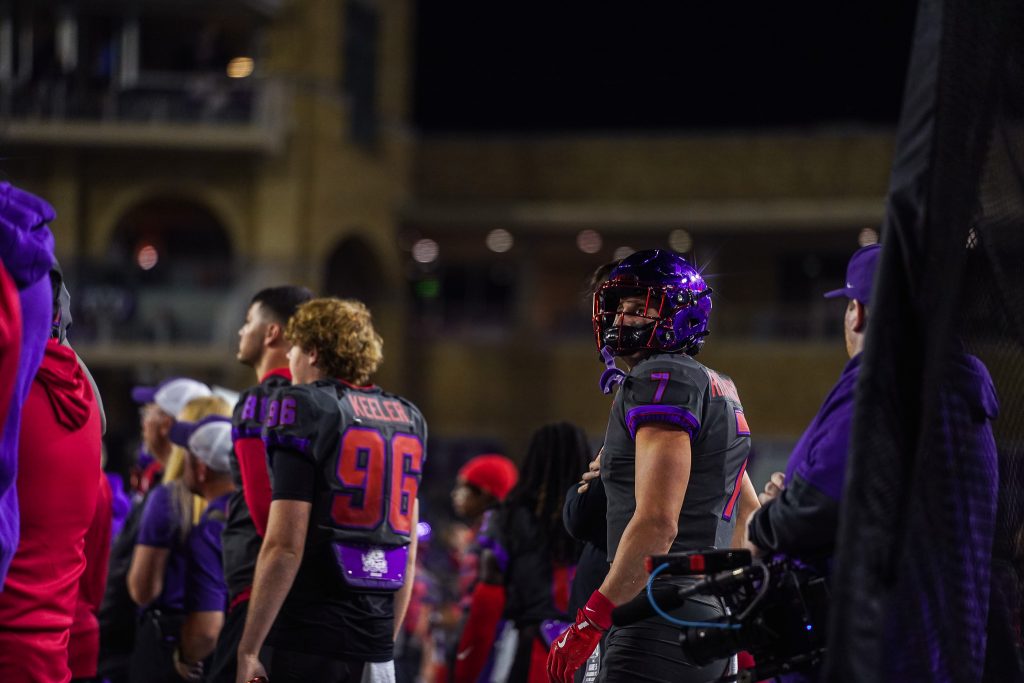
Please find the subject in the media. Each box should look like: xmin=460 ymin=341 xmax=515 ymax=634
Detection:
xmin=262 ymin=378 xmax=428 ymax=561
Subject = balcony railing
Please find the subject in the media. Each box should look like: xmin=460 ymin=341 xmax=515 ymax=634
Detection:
xmin=0 ymin=73 xmax=290 ymax=152
xmin=35 ymin=0 xmax=284 ymax=19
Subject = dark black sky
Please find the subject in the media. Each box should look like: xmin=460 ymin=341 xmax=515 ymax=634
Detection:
xmin=413 ymin=2 xmax=917 ymax=132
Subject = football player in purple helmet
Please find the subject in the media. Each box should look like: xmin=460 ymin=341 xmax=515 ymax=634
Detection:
xmin=549 ymin=249 xmax=757 ymax=683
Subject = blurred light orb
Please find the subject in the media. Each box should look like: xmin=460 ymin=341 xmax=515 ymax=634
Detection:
xmin=668 ymin=229 xmax=693 ymax=253
xmin=136 ymin=244 xmax=159 ymax=270
xmin=227 ymin=57 xmax=255 ymax=79
xmin=485 ymin=228 xmax=514 ymax=253
xmin=412 ymin=238 xmax=440 ymax=264
xmin=858 ymin=227 xmax=879 ymax=246
xmin=613 ymin=246 xmax=635 ymax=261
xmin=576 ymin=229 xmax=603 ymax=254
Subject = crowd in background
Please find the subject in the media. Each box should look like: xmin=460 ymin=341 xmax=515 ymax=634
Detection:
xmin=0 ymin=180 xmax=801 ymax=683
xmin=2 ymin=176 xmax=1002 ymax=683
xmin=0 ymin=181 xmax=615 ymax=683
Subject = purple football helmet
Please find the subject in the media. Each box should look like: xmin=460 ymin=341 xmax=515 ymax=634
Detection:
xmin=592 ymin=249 xmax=712 ymax=356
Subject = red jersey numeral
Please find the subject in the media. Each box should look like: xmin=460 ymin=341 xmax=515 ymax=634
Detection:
xmin=332 ymin=427 xmax=387 ymax=529
xmin=331 ymin=427 xmax=424 ymax=536
xmin=389 ymin=434 xmax=424 ymax=535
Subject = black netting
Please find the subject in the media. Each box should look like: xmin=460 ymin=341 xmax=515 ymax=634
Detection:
xmin=825 ymin=0 xmax=1024 ymax=680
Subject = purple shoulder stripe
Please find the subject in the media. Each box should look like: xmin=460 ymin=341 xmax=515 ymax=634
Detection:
xmin=262 ymin=431 xmax=311 ymax=455
xmin=232 ymin=425 xmax=263 ymax=441
xmin=625 ymin=404 xmax=699 ymax=441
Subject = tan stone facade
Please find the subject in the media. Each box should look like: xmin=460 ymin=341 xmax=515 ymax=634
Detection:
xmin=2 ymin=0 xmax=893 ymax=452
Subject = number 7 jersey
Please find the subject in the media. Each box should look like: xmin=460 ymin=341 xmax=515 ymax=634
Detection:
xmin=262 ymin=379 xmax=428 ymax=551
xmin=601 ymin=352 xmax=750 ymax=561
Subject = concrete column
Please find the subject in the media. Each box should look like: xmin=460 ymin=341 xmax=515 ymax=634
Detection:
xmin=0 ymin=5 xmax=13 ymax=83
xmin=118 ymin=15 xmax=139 ymax=88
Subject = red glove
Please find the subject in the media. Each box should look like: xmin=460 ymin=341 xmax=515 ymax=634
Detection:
xmin=547 ymin=590 xmax=613 ymax=683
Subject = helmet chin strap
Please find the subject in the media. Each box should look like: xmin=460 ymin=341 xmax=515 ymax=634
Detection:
xmin=598 ymin=346 xmax=627 ymax=395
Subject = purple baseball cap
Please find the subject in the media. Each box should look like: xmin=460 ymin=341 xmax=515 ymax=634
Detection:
xmin=824 ymin=244 xmax=881 ymax=306
xmin=169 ymin=415 xmax=233 ymax=473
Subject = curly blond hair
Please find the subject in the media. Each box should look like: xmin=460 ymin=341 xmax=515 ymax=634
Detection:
xmin=285 ymin=298 xmax=383 ymax=385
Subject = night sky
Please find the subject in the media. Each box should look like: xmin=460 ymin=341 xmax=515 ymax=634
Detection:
xmin=414 ymin=2 xmax=918 ymax=132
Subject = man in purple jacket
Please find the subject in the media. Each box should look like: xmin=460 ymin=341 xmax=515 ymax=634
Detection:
xmin=0 ymin=182 xmax=56 ymax=589
xmin=745 ymin=243 xmax=1000 ymax=682
xmin=745 ymin=245 xmax=885 ymax=564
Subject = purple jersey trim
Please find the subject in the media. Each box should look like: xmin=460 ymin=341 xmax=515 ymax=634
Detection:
xmin=625 ymin=404 xmax=699 ymax=441
xmin=232 ymin=425 xmax=262 ymax=440
xmin=263 ymin=431 xmax=311 ymax=455
xmin=650 ymin=372 xmax=671 ymax=402
xmin=478 ymin=532 xmax=510 ymax=574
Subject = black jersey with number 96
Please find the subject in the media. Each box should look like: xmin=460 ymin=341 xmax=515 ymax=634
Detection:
xmin=263 ymin=379 xmax=428 ymax=562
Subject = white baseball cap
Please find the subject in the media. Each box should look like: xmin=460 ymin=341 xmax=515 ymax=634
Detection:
xmin=132 ymin=378 xmax=213 ymax=418
xmin=212 ymin=385 xmax=240 ymax=408
xmin=169 ymin=415 xmax=233 ymax=473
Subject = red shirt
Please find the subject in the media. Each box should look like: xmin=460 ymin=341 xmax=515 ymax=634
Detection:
xmin=69 ymin=472 xmax=112 ymax=678
xmin=0 ymin=341 xmax=102 ymax=683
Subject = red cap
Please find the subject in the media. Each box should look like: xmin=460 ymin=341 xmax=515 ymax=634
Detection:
xmin=457 ymin=454 xmax=518 ymax=502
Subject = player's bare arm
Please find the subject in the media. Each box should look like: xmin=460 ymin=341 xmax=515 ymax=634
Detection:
xmin=730 ymin=472 xmax=761 ymax=549
xmin=236 ymin=498 xmax=311 ymax=683
xmin=393 ymin=499 xmax=420 ymax=641
xmin=597 ymin=423 xmax=691 ymax=605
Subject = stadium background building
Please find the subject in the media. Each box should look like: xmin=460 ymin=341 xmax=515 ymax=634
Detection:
xmin=1 ymin=0 xmax=911 ymax=486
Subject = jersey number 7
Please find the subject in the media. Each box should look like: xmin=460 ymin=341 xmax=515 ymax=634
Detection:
xmin=331 ymin=426 xmax=424 ymax=536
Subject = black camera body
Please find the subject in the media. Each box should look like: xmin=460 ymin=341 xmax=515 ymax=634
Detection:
xmin=612 ymin=550 xmax=829 ymax=682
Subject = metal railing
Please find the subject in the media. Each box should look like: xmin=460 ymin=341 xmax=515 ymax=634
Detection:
xmin=0 ymin=73 xmax=290 ymax=150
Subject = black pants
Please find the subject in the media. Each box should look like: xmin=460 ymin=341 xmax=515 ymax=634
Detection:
xmin=128 ymin=609 xmax=185 ymax=683
xmin=207 ymin=600 xmax=251 ymax=683
xmin=394 ymin=629 xmax=422 ymax=683
xmin=268 ymin=648 xmax=367 ymax=683
xmin=597 ymin=595 xmax=729 ymax=683
xmin=508 ymin=623 xmax=540 ymax=683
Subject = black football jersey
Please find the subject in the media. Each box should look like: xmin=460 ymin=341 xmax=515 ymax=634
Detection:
xmin=260 ymin=379 xmax=427 ymax=661
xmin=479 ymin=503 xmax=575 ymax=627
xmin=222 ymin=370 xmax=291 ymax=601
xmin=602 ymin=353 xmax=751 ymax=560
xmin=263 ymin=379 xmax=428 ymax=549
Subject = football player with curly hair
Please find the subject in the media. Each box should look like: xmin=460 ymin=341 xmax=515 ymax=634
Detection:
xmin=237 ymin=298 xmax=427 ymax=683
